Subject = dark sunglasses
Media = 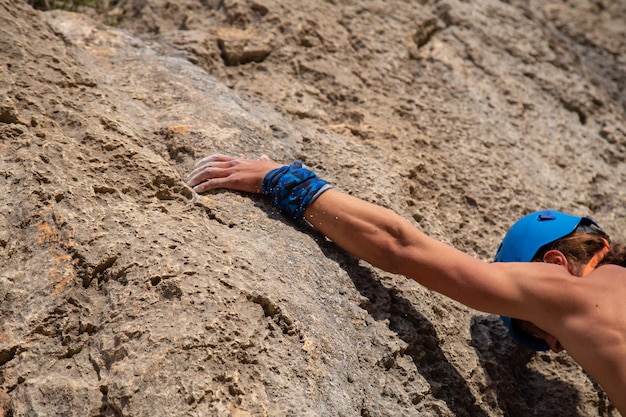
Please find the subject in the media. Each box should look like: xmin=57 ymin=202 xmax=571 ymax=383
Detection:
xmin=574 ymin=219 xmax=611 ymax=243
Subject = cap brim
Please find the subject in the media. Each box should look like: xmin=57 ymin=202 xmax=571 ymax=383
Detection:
xmin=501 ymin=316 xmax=550 ymax=351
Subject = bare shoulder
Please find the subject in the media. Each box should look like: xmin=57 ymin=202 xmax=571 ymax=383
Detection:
xmin=564 ymin=264 xmax=626 ymax=320
xmin=584 ymin=264 xmax=626 ymax=288
xmin=583 ymin=264 xmax=626 ymax=302
xmin=595 ymin=263 xmax=626 ymax=275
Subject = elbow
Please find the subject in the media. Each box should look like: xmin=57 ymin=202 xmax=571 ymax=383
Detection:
xmin=373 ymin=236 xmax=412 ymax=276
xmin=383 ymin=220 xmax=422 ymax=275
xmin=356 ymin=214 xmax=422 ymax=276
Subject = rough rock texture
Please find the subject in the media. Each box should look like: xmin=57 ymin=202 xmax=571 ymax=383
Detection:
xmin=1 ymin=0 xmax=625 ymax=415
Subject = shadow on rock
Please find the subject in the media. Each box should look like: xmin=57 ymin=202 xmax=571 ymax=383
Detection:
xmin=0 ymin=389 xmax=13 ymax=417
xmin=470 ymin=314 xmax=584 ymax=417
xmin=251 ymin=200 xmax=592 ymax=416
xmin=296 ymin=222 xmax=489 ymax=417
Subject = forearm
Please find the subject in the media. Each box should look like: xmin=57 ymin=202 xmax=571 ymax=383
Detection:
xmin=304 ymin=189 xmax=429 ymax=274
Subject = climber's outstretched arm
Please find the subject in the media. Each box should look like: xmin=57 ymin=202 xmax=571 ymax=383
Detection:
xmin=187 ymin=154 xmax=568 ymax=322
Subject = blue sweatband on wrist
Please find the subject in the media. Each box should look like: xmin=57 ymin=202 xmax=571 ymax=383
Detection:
xmin=262 ymin=161 xmax=332 ymax=219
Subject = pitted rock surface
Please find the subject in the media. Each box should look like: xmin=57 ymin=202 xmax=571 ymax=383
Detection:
xmin=1 ymin=0 xmax=625 ymax=415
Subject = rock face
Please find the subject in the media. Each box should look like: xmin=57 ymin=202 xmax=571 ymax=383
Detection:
xmin=1 ymin=0 xmax=625 ymax=415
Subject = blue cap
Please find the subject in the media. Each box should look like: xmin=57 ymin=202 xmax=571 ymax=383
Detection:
xmin=494 ymin=209 xmax=595 ymax=351
xmin=494 ymin=210 xmax=585 ymax=263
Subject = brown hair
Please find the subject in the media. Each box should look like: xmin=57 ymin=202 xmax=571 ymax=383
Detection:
xmin=536 ymin=233 xmax=626 ymax=269
xmin=599 ymin=240 xmax=626 ymax=267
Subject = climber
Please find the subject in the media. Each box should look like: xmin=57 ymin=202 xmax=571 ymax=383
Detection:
xmin=187 ymin=154 xmax=626 ymax=415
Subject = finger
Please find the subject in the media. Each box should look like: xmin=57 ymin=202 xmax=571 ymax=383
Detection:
xmin=188 ymin=156 xmax=242 ymax=179
xmin=187 ymin=166 xmax=230 ymax=187
xmin=191 ymin=180 xmax=214 ymax=194
xmin=187 ymin=167 xmax=228 ymax=188
xmin=192 ymin=155 xmax=218 ymax=169
xmin=192 ymin=154 xmax=238 ymax=170
xmin=187 ymin=164 xmax=212 ymax=183
xmin=192 ymin=176 xmax=233 ymax=193
xmin=186 ymin=160 xmax=235 ymax=183
xmin=259 ymin=154 xmax=270 ymax=161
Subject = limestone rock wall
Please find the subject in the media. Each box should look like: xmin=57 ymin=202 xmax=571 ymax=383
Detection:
xmin=1 ymin=0 xmax=625 ymax=415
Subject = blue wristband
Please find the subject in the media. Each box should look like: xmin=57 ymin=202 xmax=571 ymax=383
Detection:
xmin=262 ymin=161 xmax=332 ymax=219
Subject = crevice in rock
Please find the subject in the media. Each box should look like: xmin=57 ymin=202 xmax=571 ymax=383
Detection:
xmin=0 ymin=345 xmax=18 ymax=367
xmin=247 ymin=293 xmax=299 ymax=337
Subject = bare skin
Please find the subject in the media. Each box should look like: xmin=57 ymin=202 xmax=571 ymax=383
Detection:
xmin=187 ymin=154 xmax=626 ymax=415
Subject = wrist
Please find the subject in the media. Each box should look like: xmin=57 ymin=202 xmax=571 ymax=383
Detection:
xmin=262 ymin=161 xmax=332 ymax=219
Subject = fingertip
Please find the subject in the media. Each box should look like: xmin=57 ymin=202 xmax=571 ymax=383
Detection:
xmin=193 ymin=180 xmax=216 ymax=194
xmin=192 ymin=183 xmax=205 ymax=194
xmin=186 ymin=174 xmax=198 ymax=187
xmin=195 ymin=156 xmax=211 ymax=166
